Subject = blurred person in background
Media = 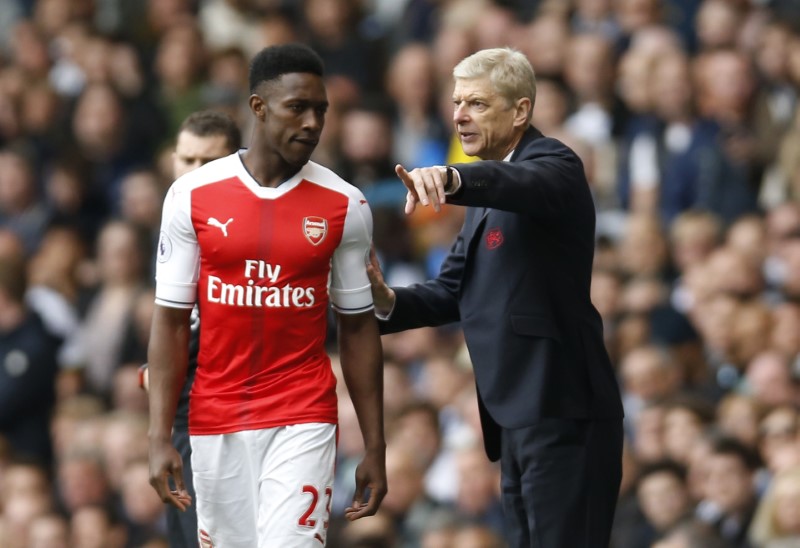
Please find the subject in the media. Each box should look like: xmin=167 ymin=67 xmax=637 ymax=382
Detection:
xmin=758 ymin=406 xmax=799 ymax=476
xmin=0 ymin=257 xmax=60 ymax=467
xmin=770 ymin=302 xmax=800 ymax=361
xmin=518 ymin=12 xmax=570 ymax=82
xmin=629 ymin=402 xmax=667 ymax=466
xmin=0 ymin=147 xmax=51 ymax=255
xmin=716 ymin=393 xmax=763 ymax=451
xmin=336 ymin=97 xmax=397 ymax=189
xmin=385 ymin=42 xmax=448 ymax=169
xmin=450 ymin=523 xmax=507 ymax=548
xmin=27 ymin=512 xmax=69 ymax=548
xmin=154 ymin=20 xmax=209 ymax=137
xmin=661 ymin=396 xmax=715 ymax=467
xmin=68 ymin=81 xmax=156 ymax=216
xmin=119 ymin=457 xmax=168 ymax=545
xmin=378 ymin=443 xmax=439 ymax=548
xmin=749 ymin=465 xmax=800 ymax=547
xmin=725 ymin=214 xmax=767 ymax=272
xmin=69 ymin=504 xmax=127 ymax=548
xmin=386 ymin=400 xmax=453 ymax=504
xmin=631 ymin=460 xmax=693 ymax=547
xmin=75 ymin=219 xmax=150 ymax=398
xmin=54 ymin=448 xmax=111 ymax=515
xmin=692 ymin=48 xmax=762 ymax=217
xmin=743 ymin=350 xmax=798 ymax=408
xmin=0 ymin=459 xmax=55 ymax=548
xmin=695 ymin=436 xmax=761 ymax=548
xmin=452 ymin=443 xmax=504 ymax=536
xmin=694 ymin=0 xmax=745 ymax=53
xmin=651 ymin=519 xmax=727 ymax=548
xmin=562 ymin=32 xmax=618 ymax=148
xmin=619 ymin=344 xmax=684 ymax=431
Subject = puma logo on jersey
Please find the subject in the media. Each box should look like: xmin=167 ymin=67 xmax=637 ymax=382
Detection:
xmin=208 ymin=217 xmax=233 ymax=237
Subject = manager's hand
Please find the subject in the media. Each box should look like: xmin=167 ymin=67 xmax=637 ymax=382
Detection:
xmin=395 ymin=164 xmax=448 ymax=214
xmin=366 ymin=246 xmax=395 ymax=317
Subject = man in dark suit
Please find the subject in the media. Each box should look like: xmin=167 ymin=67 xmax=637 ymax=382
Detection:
xmin=368 ymin=47 xmax=624 ymax=547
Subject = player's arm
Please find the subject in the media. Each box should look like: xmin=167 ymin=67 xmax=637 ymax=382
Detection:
xmin=338 ymin=310 xmax=386 ymax=521
xmin=331 ymin=190 xmax=387 ymax=520
xmin=147 ymin=180 xmax=198 ymax=511
xmin=148 ymin=304 xmax=193 ymax=511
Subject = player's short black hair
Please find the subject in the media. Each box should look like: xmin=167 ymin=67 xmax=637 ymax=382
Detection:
xmin=178 ymin=110 xmax=241 ymax=152
xmin=248 ymin=43 xmax=325 ymax=93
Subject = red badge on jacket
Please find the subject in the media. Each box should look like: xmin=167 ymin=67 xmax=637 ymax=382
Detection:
xmin=486 ymin=228 xmax=504 ymax=249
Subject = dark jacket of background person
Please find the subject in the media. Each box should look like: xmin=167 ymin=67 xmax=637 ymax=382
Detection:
xmin=0 ymin=260 xmax=60 ymax=467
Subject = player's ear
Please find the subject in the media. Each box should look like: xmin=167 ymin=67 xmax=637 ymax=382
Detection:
xmin=249 ymin=94 xmax=266 ymax=122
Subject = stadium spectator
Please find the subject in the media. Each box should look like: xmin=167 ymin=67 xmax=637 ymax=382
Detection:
xmin=0 ymin=257 xmax=60 ymax=466
xmin=695 ymin=436 xmax=761 ymax=547
xmin=749 ymin=465 xmax=800 ymax=546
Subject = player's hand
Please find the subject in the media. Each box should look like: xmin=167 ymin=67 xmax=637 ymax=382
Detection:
xmin=344 ymin=447 xmax=386 ymax=521
xmin=365 ymin=246 xmax=395 ymax=317
xmin=395 ymin=164 xmax=447 ymax=214
xmin=149 ymin=439 xmax=192 ymax=511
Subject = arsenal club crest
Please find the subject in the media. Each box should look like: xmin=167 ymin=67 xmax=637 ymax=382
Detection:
xmin=486 ymin=227 xmax=504 ymax=249
xmin=303 ymin=216 xmax=328 ymax=246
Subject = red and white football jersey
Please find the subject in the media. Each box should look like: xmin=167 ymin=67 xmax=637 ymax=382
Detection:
xmin=154 ymin=152 xmax=374 ymax=435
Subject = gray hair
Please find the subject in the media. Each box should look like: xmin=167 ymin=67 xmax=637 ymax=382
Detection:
xmin=453 ymin=47 xmax=536 ymax=118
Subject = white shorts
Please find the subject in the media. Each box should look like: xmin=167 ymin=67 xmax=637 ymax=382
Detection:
xmin=191 ymin=423 xmax=337 ymax=548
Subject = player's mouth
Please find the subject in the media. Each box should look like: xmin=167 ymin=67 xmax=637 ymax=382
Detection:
xmin=459 ymin=131 xmax=478 ymax=142
xmin=293 ymin=137 xmax=319 ymax=147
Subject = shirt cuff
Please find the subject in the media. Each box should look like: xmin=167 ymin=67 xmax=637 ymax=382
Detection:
xmin=374 ymin=299 xmax=396 ymax=321
xmin=445 ymin=167 xmax=462 ymax=195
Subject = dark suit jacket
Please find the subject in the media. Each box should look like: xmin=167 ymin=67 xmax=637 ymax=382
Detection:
xmin=379 ymin=126 xmax=623 ymax=461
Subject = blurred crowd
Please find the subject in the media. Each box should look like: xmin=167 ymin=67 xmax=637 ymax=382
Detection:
xmin=1 ymin=0 xmax=800 ymax=547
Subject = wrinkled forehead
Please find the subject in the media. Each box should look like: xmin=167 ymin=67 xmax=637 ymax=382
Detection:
xmin=452 ymin=76 xmax=499 ymax=100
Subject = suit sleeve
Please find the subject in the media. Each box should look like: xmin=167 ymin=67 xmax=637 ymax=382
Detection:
xmin=379 ymin=227 xmax=465 ymax=334
xmin=450 ymin=138 xmax=589 ymax=221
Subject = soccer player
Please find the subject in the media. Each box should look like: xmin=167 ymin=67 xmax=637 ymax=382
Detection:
xmin=141 ymin=109 xmax=242 ymax=548
xmin=147 ymin=44 xmax=386 ymax=547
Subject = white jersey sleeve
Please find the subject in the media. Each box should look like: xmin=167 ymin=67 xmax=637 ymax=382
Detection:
xmin=329 ymin=190 xmax=374 ymax=314
xmin=154 ymin=180 xmax=200 ymax=309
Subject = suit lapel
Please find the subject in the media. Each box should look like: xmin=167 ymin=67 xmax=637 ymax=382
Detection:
xmin=461 ymin=126 xmax=544 ymax=254
xmin=466 ymin=206 xmax=489 ymax=253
